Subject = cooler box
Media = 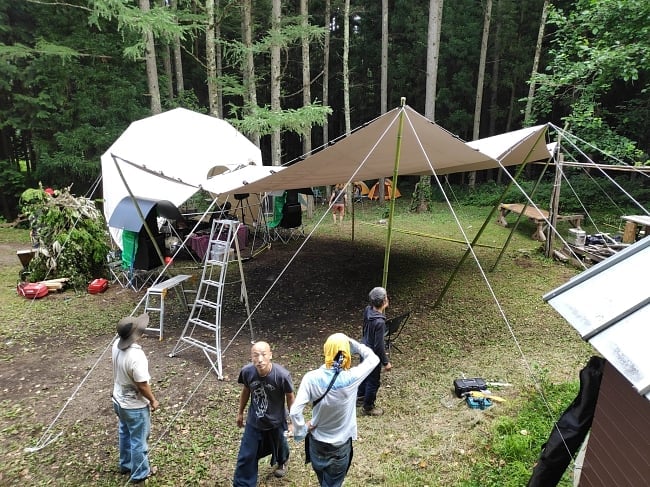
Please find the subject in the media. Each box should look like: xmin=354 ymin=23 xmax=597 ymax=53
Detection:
xmin=17 ymin=282 xmax=48 ymax=299
xmin=88 ymin=278 xmax=108 ymax=294
xmin=567 ymin=228 xmax=586 ymax=246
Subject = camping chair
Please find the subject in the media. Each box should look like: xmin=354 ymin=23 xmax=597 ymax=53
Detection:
xmin=106 ymin=248 xmax=127 ymax=287
xmin=267 ymin=192 xmax=286 ymax=242
xmin=384 ymin=311 xmax=410 ymax=354
xmin=277 ymin=190 xmax=305 ymax=242
xmin=120 ymin=230 xmax=160 ymax=291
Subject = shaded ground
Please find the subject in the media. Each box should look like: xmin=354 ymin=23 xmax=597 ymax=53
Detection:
xmin=0 ymin=219 xmax=592 ymax=486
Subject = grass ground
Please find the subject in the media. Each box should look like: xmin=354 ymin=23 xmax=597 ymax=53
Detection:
xmin=0 ymin=200 xmax=594 ymax=486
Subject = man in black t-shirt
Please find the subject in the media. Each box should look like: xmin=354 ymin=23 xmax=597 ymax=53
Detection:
xmin=233 ymin=341 xmax=295 ymax=486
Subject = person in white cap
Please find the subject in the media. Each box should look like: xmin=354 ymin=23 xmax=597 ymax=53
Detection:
xmin=111 ymin=313 xmax=159 ymax=484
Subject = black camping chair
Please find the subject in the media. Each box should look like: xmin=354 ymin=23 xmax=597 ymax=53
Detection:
xmin=384 ymin=311 xmax=410 ymax=354
xmin=277 ymin=190 xmax=305 ymax=242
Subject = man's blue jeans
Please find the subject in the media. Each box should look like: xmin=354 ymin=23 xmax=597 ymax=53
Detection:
xmin=113 ymin=401 xmax=151 ymax=482
xmin=233 ymin=424 xmax=289 ymax=487
xmin=309 ymin=436 xmax=352 ymax=487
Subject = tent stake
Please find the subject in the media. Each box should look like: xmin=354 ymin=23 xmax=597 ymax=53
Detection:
xmin=382 ymin=97 xmax=406 ymax=289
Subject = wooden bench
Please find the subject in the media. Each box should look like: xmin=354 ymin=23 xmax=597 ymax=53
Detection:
xmin=497 ymin=203 xmax=584 ymax=242
xmin=621 ymin=215 xmax=650 ymax=243
xmin=144 ymin=274 xmax=194 ymax=339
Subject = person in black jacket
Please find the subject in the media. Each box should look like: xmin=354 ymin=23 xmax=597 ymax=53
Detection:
xmin=357 ymin=286 xmax=392 ymax=416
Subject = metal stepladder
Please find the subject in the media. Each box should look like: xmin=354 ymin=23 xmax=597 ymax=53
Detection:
xmin=169 ymin=219 xmax=254 ymax=379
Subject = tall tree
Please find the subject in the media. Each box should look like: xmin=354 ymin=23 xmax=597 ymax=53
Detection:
xmin=241 ymin=0 xmax=260 ymax=146
xmin=343 ymin=0 xmax=351 ymax=135
xmin=139 ymin=0 xmax=162 ymax=113
xmin=270 ymin=0 xmax=282 ymax=165
xmin=416 ymin=0 xmax=444 ymax=213
xmin=378 ymin=0 xmax=388 ymax=203
xmin=532 ymin=0 xmax=650 ymax=160
xmin=301 ymin=0 xmax=312 ymax=155
xmin=171 ymin=0 xmax=185 ymax=96
xmin=206 ymin=0 xmax=218 ymax=116
xmin=322 ymin=0 xmax=331 ymax=147
xmin=524 ymin=0 xmax=549 ymax=125
xmin=469 ymin=0 xmax=492 ymax=189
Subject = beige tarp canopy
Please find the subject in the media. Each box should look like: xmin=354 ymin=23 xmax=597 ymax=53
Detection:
xmin=225 ymin=105 xmax=550 ymax=196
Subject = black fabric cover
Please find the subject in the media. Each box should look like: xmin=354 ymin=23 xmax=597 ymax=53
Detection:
xmin=109 ymin=197 xmax=183 ymax=231
xmin=280 ymin=204 xmax=302 ymax=228
xmin=279 ymin=190 xmax=302 ymax=228
xmin=527 ymin=356 xmax=606 ymax=487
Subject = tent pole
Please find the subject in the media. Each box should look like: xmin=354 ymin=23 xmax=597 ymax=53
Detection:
xmin=351 ymin=185 xmax=355 ymax=243
xmin=382 ymin=97 xmax=406 ymax=289
xmin=111 ymin=155 xmax=167 ymax=272
xmin=434 ymin=127 xmax=548 ymax=308
xmin=545 ymin=124 xmax=568 ymax=258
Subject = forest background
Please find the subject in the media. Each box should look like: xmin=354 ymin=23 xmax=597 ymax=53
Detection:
xmin=0 ymin=0 xmax=649 ymax=221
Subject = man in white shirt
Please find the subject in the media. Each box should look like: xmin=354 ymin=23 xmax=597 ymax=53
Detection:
xmin=290 ymin=333 xmax=379 ymax=487
xmin=111 ymin=313 xmax=159 ymax=484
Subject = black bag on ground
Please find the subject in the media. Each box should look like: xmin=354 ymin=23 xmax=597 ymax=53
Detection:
xmin=453 ymin=378 xmax=487 ymax=397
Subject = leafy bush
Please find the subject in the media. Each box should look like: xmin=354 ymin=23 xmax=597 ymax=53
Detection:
xmin=19 ymin=185 xmax=109 ymax=289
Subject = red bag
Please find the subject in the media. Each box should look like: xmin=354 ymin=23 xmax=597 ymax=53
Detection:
xmin=17 ymin=282 xmax=49 ymax=299
xmin=88 ymin=278 xmax=108 ymax=294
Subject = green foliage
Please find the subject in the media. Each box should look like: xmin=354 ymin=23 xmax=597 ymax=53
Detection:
xmin=230 ymin=103 xmax=332 ymax=137
xmin=430 ymin=172 xmax=648 ymax=214
xmin=532 ymin=0 xmax=650 ymax=161
xmin=462 ymin=375 xmax=580 ymax=487
xmin=19 ymin=186 xmax=109 ymax=289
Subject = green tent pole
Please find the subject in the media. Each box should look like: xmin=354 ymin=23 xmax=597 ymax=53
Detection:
xmin=433 ymin=127 xmax=548 ymax=308
xmin=382 ymin=97 xmax=406 ymax=289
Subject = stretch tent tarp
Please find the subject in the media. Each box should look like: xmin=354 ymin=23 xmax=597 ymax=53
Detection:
xmin=102 ymin=105 xmax=551 ymax=245
xmin=220 ymin=106 xmax=550 ymax=196
xmin=101 ymin=108 xmax=279 ymax=247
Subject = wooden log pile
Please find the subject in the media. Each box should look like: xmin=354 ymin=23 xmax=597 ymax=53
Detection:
xmin=37 ymin=278 xmax=69 ymax=291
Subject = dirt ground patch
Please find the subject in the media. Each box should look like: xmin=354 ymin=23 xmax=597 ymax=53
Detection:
xmin=0 ymin=225 xmax=592 ymax=486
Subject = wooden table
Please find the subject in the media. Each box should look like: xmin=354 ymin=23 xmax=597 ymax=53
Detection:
xmin=497 ymin=203 xmax=584 ymax=242
xmin=621 ymin=215 xmax=650 ymax=243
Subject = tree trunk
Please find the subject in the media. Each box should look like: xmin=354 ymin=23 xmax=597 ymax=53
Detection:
xmin=524 ymin=0 xmax=550 ymax=124
xmin=242 ymin=0 xmax=260 ymax=146
xmin=343 ymin=0 xmax=351 ymax=135
xmin=139 ymin=0 xmax=161 ymax=114
xmin=270 ymin=0 xmax=282 ymax=166
xmin=205 ymin=0 xmax=218 ymax=116
xmin=469 ymin=0 xmax=492 ymax=189
xmin=161 ymin=44 xmax=174 ymax=102
xmin=215 ymin=0 xmax=223 ymax=118
xmin=418 ymin=0 xmax=444 ymax=213
xmin=322 ymin=0 xmax=330 ymax=147
xmin=171 ymin=0 xmax=184 ymax=95
xmin=301 ymin=0 xmax=312 ymax=156
xmin=488 ymin=0 xmax=501 ymax=136
xmin=379 ymin=0 xmax=388 ymax=203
